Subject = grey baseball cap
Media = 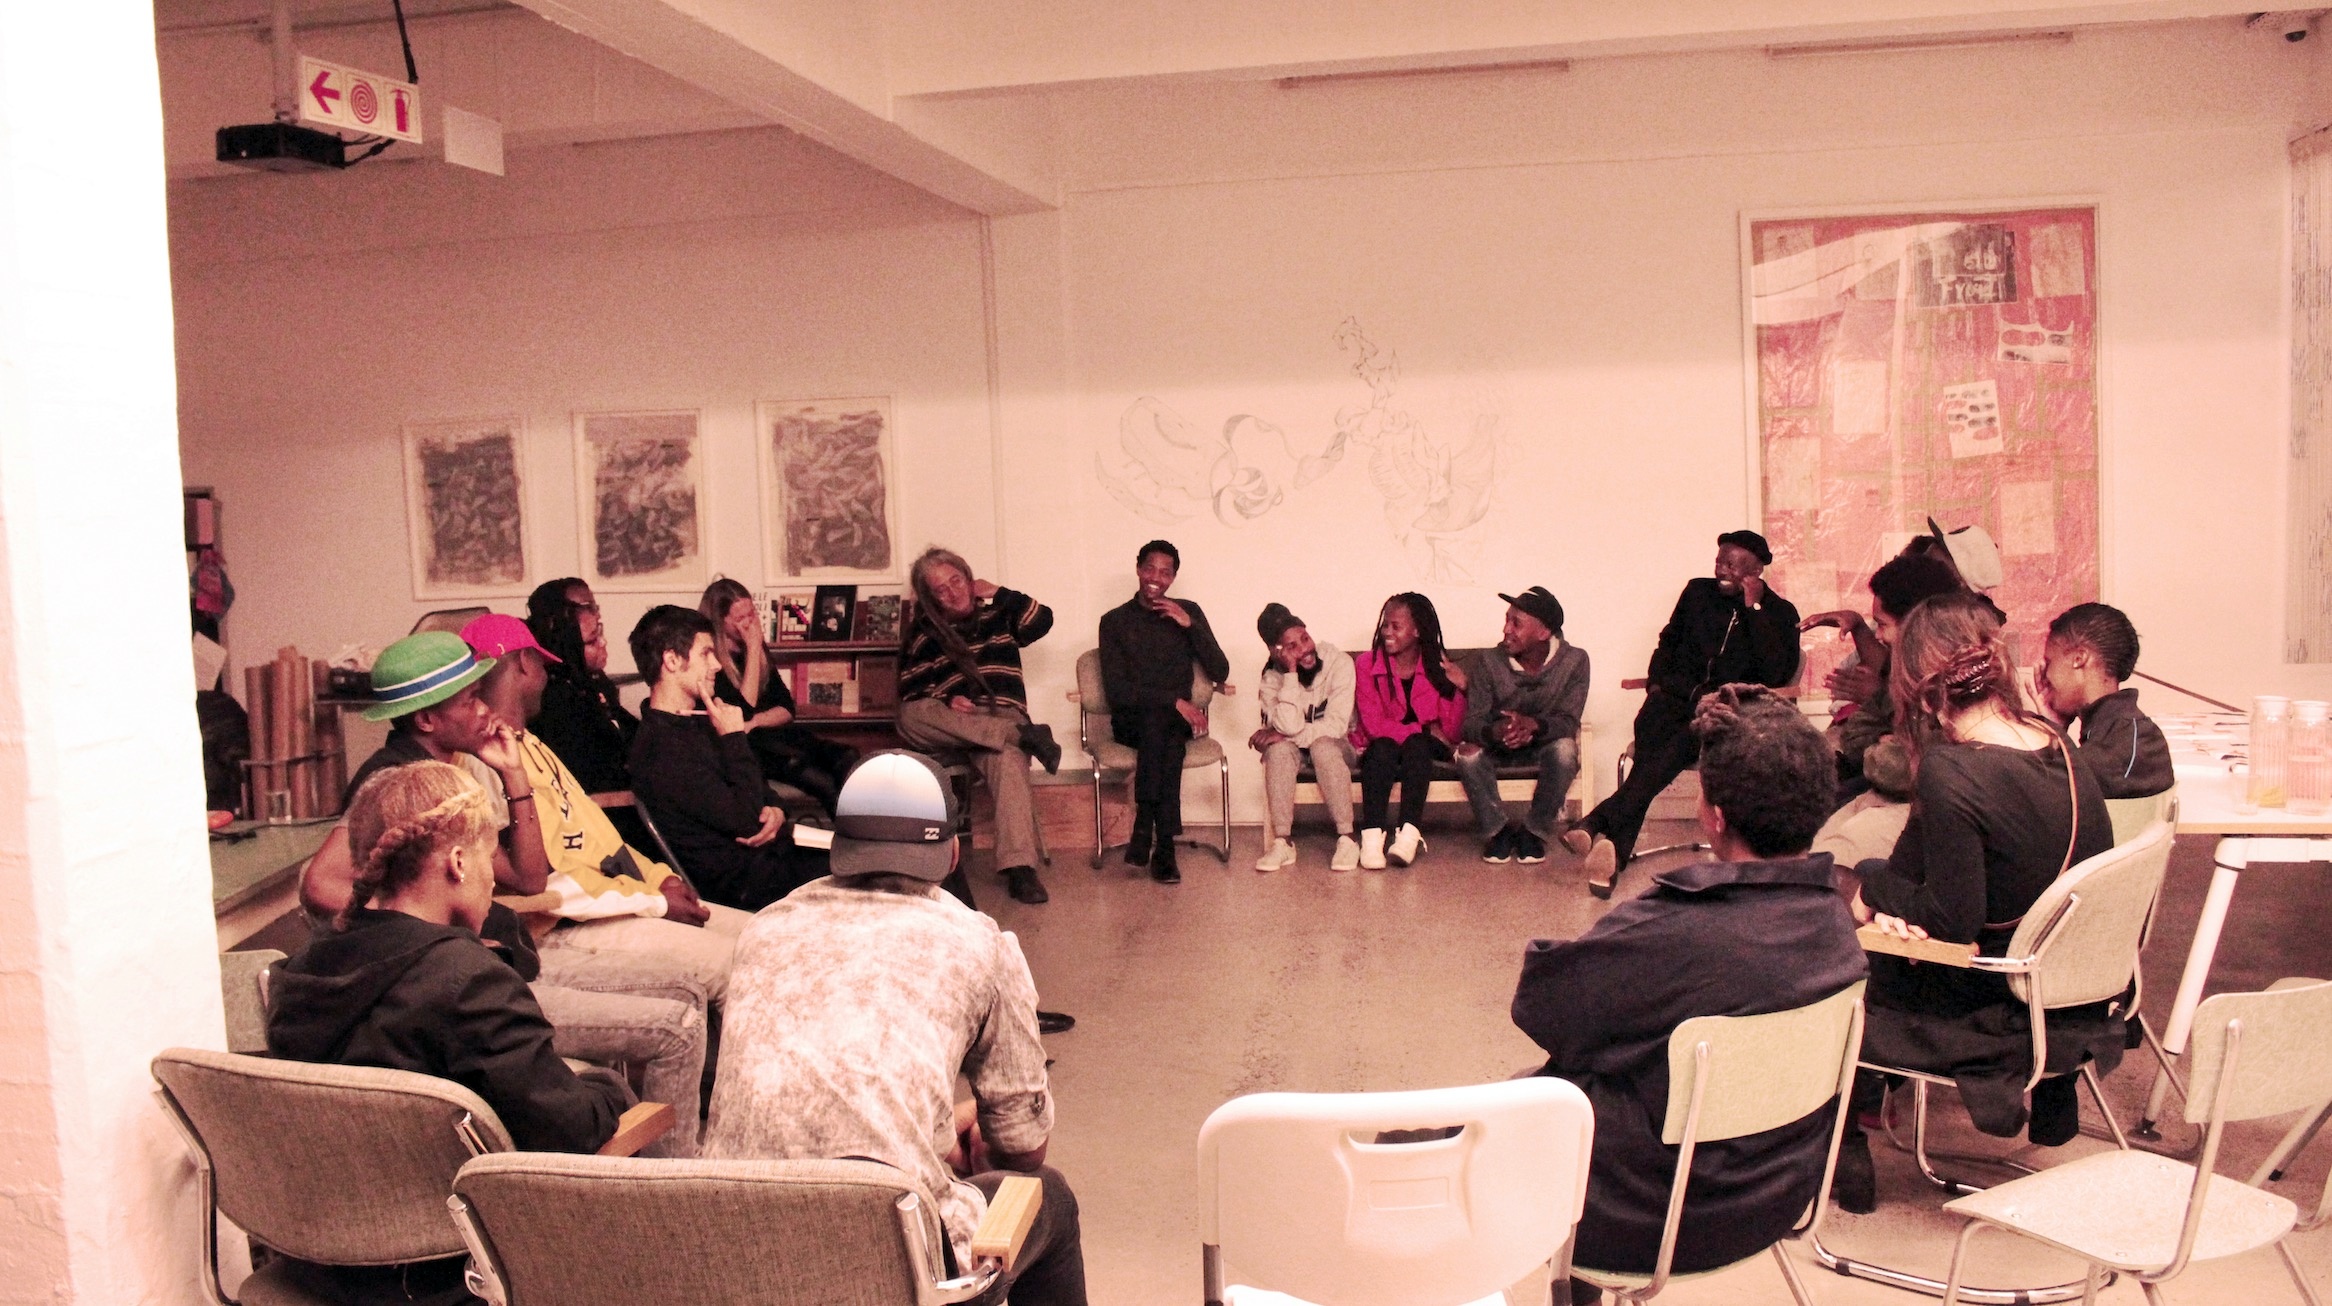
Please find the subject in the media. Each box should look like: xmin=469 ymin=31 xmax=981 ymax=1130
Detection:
xmin=829 ymin=750 xmax=960 ymax=881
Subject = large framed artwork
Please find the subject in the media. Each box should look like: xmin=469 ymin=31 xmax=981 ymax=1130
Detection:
xmin=572 ymin=409 xmax=709 ymax=592
xmin=402 ymin=416 xmax=529 ymax=599
xmin=757 ymin=397 xmax=899 ymax=582
xmin=1743 ymin=204 xmax=2100 ymax=685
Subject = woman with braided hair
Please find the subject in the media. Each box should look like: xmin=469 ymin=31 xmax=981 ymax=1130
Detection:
xmin=1829 ymin=591 xmax=2115 ymax=1213
xmin=268 ymin=762 xmax=630 ymax=1299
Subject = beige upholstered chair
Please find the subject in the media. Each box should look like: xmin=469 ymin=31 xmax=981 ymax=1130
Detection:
xmin=1073 ymin=648 xmax=1230 ymax=868
xmin=449 ymin=1153 xmax=1030 ymax=1306
xmin=1812 ymin=819 xmax=2176 ymax=1301
xmin=2105 ymin=788 xmax=2178 ymax=847
xmin=217 ymin=949 xmax=284 ymax=1056
xmin=1938 ymin=978 xmax=2332 ymax=1305
xmin=151 ymin=1047 xmax=511 ymax=1306
xmin=1574 ymin=981 xmax=1867 ymax=1304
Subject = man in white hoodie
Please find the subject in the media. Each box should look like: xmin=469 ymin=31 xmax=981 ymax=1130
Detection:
xmin=1248 ymin=604 xmax=1361 ymax=872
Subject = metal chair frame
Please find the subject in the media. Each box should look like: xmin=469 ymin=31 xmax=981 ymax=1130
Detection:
xmin=1073 ymin=651 xmax=1231 ymax=868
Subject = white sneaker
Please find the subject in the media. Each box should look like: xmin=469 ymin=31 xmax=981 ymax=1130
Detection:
xmin=1359 ymin=828 xmax=1388 ymax=870
xmin=1330 ymin=834 xmax=1361 ymax=872
xmin=1254 ymin=838 xmax=1297 ymax=873
xmin=1387 ymin=823 xmax=1425 ymax=868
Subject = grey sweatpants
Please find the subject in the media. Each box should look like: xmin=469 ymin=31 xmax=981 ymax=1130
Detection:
xmin=1261 ymin=737 xmax=1355 ymax=839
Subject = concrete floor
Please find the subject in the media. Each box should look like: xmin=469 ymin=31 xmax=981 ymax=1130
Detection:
xmin=979 ymin=816 xmax=2332 ymax=1305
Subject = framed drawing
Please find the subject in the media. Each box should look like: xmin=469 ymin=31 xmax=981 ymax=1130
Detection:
xmin=758 ymin=397 xmax=900 ymax=581
xmin=573 ymin=409 xmax=708 ymax=592
xmin=402 ymin=416 xmax=529 ymax=599
xmin=1741 ymin=203 xmax=2100 ymax=688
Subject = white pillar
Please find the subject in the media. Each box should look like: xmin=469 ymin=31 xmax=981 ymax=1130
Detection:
xmin=0 ymin=4 xmax=226 ymax=1302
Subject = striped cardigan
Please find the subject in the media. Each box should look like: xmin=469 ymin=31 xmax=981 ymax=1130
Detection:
xmin=897 ymin=588 xmax=1054 ymax=713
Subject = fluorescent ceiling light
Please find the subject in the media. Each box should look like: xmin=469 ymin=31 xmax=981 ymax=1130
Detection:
xmin=1766 ymin=29 xmax=2074 ymax=57
xmin=1277 ymin=58 xmax=1570 ymax=89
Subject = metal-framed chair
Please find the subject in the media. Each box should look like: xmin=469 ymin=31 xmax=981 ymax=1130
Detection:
xmin=151 ymin=1047 xmax=512 ymax=1306
xmin=1197 ymin=1077 xmax=1595 ymax=1306
xmin=1574 ymin=982 xmax=1867 ymax=1304
xmin=218 ymin=948 xmax=284 ymax=1056
xmin=1937 ymin=977 xmax=2332 ymax=1306
xmin=1073 ymin=649 xmax=1230 ymax=868
xmin=449 ymin=1152 xmax=1042 ymax=1306
xmin=1812 ymin=818 xmax=2176 ymax=1303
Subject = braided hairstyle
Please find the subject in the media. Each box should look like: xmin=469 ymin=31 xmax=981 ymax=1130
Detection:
xmin=338 ymin=761 xmax=497 ymax=931
xmin=1690 ymin=684 xmax=1835 ymax=856
xmin=2047 ymin=602 xmax=2141 ymax=682
xmin=1889 ymin=590 xmax=2039 ymax=752
xmin=1371 ymin=592 xmax=1458 ymax=699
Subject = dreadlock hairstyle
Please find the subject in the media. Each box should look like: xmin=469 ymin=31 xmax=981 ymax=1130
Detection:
xmin=908 ymin=546 xmax=995 ymax=705
xmin=2047 ymin=602 xmax=2142 ymax=683
xmin=1691 ymin=684 xmax=1835 ymax=856
xmin=1370 ymin=592 xmax=1457 ymax=699
xmin=339 ymin=761 xmax=497 ymax=932
xmin=1890 ymin=590 xmax=2042 ymax=756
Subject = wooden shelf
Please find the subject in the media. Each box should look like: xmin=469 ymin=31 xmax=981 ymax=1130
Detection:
xmin=767 ymin=641 xmax=898 ymax=656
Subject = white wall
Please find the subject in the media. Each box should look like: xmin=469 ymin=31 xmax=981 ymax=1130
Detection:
xmin=981 ymin=20 xmax=2319 ymax=817
xmin=172 ymin=19 xmax=2325 ymax=826
xmin=2 ymin=4 xmax=224 ymax=1301
xmin=171 ymin=127 xmax=1000 ymax=682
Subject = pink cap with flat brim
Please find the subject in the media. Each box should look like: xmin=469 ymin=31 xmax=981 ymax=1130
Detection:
xmin=459 ymin=612 xmax=563 ymax=664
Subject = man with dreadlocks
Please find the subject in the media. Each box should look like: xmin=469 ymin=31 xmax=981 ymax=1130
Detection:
xmin=895 ymin=546 xmax=1062 ymax=906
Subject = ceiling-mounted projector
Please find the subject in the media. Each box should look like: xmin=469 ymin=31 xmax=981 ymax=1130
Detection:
xmin=216 ymin=121 xmax=348 ymax=172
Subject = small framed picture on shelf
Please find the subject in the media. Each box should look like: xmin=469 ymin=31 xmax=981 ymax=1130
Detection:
xmin=853 ymin=592 xmax=904 ymax=644
xmin=808 ymin=584 xmax=858 ymax=642
xmin=770 ymin=591 xmax=814 ymax=642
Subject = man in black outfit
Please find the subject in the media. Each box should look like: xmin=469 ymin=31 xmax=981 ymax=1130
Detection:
xmin=1097 ymin=540 xmax=1231 ymax=884
xmin=627 ymin=606 xmax=828 ymax=912
xmin=1566 ymin=530 xmax=1802 ymax=897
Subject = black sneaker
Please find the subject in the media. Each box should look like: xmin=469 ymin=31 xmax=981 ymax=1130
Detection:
xmin=1037 ymin=1010 xmax=1076 ymax=1034
xmin=1832 ymin=1131 xmax=1877 ymax=1214
xmin=1513 ymin=829 xmax=1547 ymax=864
xmin=1125 ymin=815 xmax=1154 ymax=867
xmin=1017 ymin=723 xmax=1063 ymax=775
xmin=1003 ymin=866 xmax=1049 ymax=904
xmin=1480 ymin=825 xmax=1517 ymax=863
xmin=1150 ymin=840 xmax=1181 ymax=884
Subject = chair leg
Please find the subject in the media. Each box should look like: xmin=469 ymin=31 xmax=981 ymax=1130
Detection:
xmin=1940 ymin=1219 xmax=1987 ymax=1306
xmin=1217 ymin=758 xmax=1231 ymax=863
xmin=1089 ymin=773 xmax=1105 ymax=870
xmin=2279 ymin=1239 xmax=2325 ymax=1306
xmin=2255 ymin=1100 xmax=2332 ymax=1188
xmin=2082 ymin=1262 xmax=2105 ymax=1306
xmin=1772 ymin=1241 xmax=1815 ymax=1306
xmin=2080 ymin=1063 xmax=2131 ymax=1150
xmin=2139 ymin=1280 xmax=2174 ymax=1306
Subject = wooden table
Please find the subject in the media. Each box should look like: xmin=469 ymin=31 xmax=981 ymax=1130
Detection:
xmin=2137 ymin=713 xmax=2332 ymax=1136
xmin=212 ymin=819 xmax=333 ymax=948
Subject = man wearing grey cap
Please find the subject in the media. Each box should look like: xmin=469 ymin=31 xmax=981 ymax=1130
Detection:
xmin=704 ymin=751 xmax=1086 ymax=1306
xmin=1454 ymin=586 xmax=1590 ymax=865
xmin=1566 ymin=531 xmax=1801 ymax=897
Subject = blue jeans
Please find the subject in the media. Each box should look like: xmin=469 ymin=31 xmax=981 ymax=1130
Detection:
xmin=1453 ymin=735 xmax=1579 ymax=840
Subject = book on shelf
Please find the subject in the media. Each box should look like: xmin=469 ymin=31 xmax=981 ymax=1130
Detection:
xmin=853 ymin=593 xmax=904 ymax=644
xmin=770 ymin=591 xmax=813 ymax=642
xmin=792 ymin=659 xmax=856 ymax=717
xmin=855 ymin=657 xmax=898 ymax=711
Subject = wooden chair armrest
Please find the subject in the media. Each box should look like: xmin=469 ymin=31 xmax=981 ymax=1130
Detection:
xmin=1857 ymin=924 xmax=1976 ymax=968
xmin=968 ymin=1173 xmax=1044 ymax=1270
xmin=597 ymin=1102 xmax=675 ymax=1157
xmin=1066 ymin=690 xmax=1083 ymax=703
xmin=1620 ymin=678 xmax=1648 ymax=691
xmin=588 ymin=791 xmax=636 ymax=809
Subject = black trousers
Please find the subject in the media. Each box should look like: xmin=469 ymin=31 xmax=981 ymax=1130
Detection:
xmin=747 ymin=724 xmax=859 ymax=815
xmin=1112 ymin=704 xmax=1192 ymax=837
xmin=1580 ymin=690 xmax=1700 ymax=866
xmin=966 ymin=1166 xmax=1087 ymax=1306
xmin=1360 ymin=733 xmax=1445 ymax=831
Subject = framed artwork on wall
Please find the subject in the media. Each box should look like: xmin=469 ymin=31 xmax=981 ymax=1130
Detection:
xmin=757 ymin=396 xmax=900 ymax=582
xmin=1740 ymin=203 xmax=2101 ymax=688
xmin=401 ymin=416 xmax=530 ymax=600
xmin=572 ymin=409 xmax=709 ymax=593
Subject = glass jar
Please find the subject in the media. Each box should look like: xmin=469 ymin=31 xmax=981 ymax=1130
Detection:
xmin=2250 ymin=695 xmax=2292 ymax=809
xmin=2291 ymin=701 xmax=2332 ymax=816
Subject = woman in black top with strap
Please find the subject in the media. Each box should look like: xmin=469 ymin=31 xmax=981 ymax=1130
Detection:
xmin=1832 ymin=592 xmax=2114 ymax=1211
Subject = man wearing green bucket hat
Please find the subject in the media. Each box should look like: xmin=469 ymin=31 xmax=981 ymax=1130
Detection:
xmin=305 ymin=634 xmax=732 ymax=1012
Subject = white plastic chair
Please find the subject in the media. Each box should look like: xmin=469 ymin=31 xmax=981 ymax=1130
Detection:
xmin=1574 ymin=981 xmax=1867 ymax=1304
xmin=1198 ymin=1078 xmax=1595 ymax=1306
xmin=1938 ymin=977 xmax=2332 ymax=1306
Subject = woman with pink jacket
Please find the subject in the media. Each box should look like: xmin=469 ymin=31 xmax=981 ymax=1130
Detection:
xmin=1349 ymin=592 xmax=1469 ymax=870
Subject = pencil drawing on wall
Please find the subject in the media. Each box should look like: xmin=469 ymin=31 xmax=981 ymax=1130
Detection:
xmin=758 ymin=397 xmax=899 ymax=581
xmin=402 ymin=416 xmax=528 ymax=599
xmin=573 ymin=409 xmax=708 ymax=591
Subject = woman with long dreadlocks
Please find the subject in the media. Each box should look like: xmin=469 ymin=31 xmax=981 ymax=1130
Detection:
xmin=895 ymin=546 xmax=1062 ymax=905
